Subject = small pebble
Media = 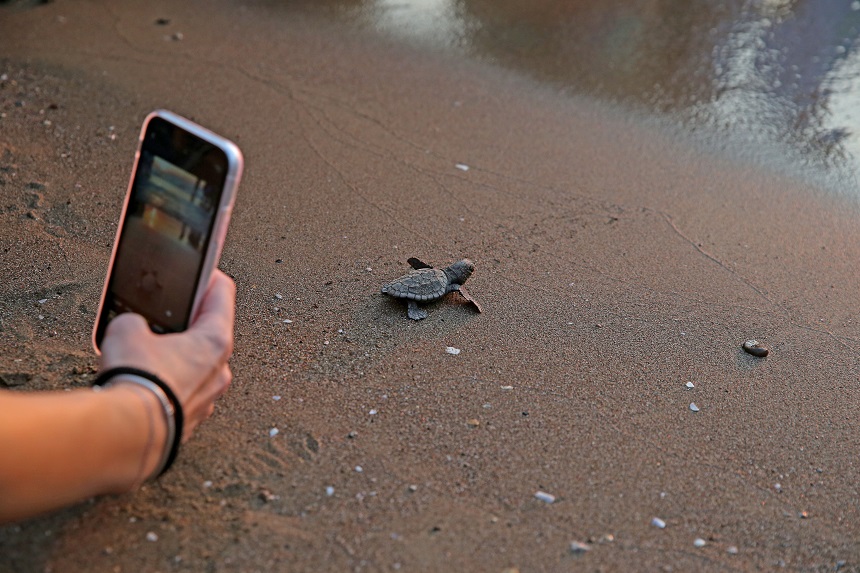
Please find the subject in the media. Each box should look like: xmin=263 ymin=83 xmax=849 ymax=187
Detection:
xmin=500 ymin=385 xmax=513 ymax=391
xmin=408 ymin=484 xmax=418 ymax=492
xmin=651 ymin=517 xmax=666 ymax=529
xmin=258 ymin=489 xmax=278 ymax=502
xmin=685 ymin=381 xmax=695 ymax=389
xmin=275 ymin=293 xmax=284 ymax=300
xmin=534 ymin=491 xmax=555 ymax=504
xmin=455 ymin=163 xmax=469 ymax=171
xmin=774 ymin=483 xmax=782 ymax=493
xmin=355 ymin=465 xmax=363 ymax=473
xmin=146 ymin=532 xmax=158 ymax=542
xmin=569 ymin=540 xmax=591 ymax=554
xmin=203 ymin=480 xmax=213 ymax=488
xmin=325 ymin=486 xmax=335 ymax=497
xmin=727 ymin=546 xmax=739 ymax=555
xmin=693 ymin=538 xmax=706 ymax=548
xmin=369 ymin=409 xmax=378 ymax=415
xmin=273 ymin=395 xmax=281 ymax=401
xmin=269 ymin=428 xmax=279 ymax=437
xmin=467 ymin=418 xmax=480 ymax=427
xmin=742 ymin=339 xmax=769 ymax=357
xmin=689 ymin=402 xmax=700 ymax=412
xmin=445 ymin=346 xmax=461 ymax=355
xmin=282 ymin=319 xmax=293 ymax=324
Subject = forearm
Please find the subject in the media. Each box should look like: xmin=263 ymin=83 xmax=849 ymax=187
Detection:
xmin=0 ymin=385 xmax=165 ymax=523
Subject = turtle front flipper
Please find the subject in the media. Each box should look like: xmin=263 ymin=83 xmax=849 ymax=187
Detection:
xmin=407 ymin=257 xmax=433 ymax=270
xmin=407 ymin=300 xmax=429 ymax=320
xmin=454 ymin=285 xmax=483 ymax=313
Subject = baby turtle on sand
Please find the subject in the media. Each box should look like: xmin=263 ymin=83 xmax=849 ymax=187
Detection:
xmin=381 ymin=257 xmax=482 ymax=320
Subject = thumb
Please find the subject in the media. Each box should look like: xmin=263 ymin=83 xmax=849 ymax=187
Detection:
xmin=104 ymin=312 xmax=152 ymax=339
xmin=100 ymin=313 xmax=156 ymax=370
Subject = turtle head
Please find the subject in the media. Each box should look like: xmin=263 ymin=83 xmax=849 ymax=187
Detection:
xmin=444 ymin=259 xmax=474 ymax=284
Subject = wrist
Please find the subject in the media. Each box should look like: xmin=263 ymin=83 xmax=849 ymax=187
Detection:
xmin=93 ymin=367 xmax=184 ymax=483
xmin=98 ymin=384 xmax=169 ymax=491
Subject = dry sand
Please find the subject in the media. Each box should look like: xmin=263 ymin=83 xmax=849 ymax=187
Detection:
xmin=2 ymin=1 xmax=860 ymax=571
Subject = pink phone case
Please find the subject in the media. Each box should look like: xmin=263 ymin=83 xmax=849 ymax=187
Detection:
xmin=92 ymin=110 xmax=243 ymax=353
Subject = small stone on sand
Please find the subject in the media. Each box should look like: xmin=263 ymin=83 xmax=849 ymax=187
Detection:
xmin=445 ymin=346 xmax=461 ymax=355
xmin=534 ymin=491 xmax=555 ymax=504
xmin=689 ymin=402 xmax=700 ymax=412
xmin=694 ymin=538 xmax=706 ymax=548
xmin=651 ymin=517 xmax=666 ymax=529
xmin=569 ymin=540 xmax=591 ymax=554
xmin=742 ymin=339 xmax=769 ymax=357
xmin=686 ymin=381 xmax=695 ymax=388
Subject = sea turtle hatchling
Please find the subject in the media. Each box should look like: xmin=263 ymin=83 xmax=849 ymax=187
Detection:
xmin=381 ymin=257 xmax=482 ymax=320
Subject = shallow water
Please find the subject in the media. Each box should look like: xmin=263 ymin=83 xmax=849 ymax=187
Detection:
xmin=289 ymin=0 xmax=860 ymax=187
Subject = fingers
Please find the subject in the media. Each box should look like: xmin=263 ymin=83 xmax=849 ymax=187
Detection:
xmin=182 ymin=364 xmax=232 ymax=442
xmin=193 ymin=270 xmax=236 ymax=331
xmin=189 ymin=270 xmax=236 ymax=360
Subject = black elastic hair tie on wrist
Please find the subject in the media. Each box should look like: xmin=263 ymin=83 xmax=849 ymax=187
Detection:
xmin=93 ymin=366 xmax=184 ymax=478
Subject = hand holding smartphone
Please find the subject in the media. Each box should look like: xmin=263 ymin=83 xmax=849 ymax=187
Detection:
xmin=93 ymin=110 xmax=243 ymax=352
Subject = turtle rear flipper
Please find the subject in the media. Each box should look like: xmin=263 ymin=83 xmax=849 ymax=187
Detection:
xmin=455 ymin=285 xmax=482 ymax=313
xmin=407 ymin=257 xmax=433 ymax=270
xmin=407 ymin=300 xmax=429 ymax=320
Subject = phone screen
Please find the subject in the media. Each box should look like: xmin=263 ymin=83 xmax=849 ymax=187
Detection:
xmin=94 ymin=116 xmax=229 ymax=343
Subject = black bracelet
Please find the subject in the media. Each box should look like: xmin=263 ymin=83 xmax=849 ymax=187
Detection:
xmin=93 ymin=366 xmax=184 ymax=478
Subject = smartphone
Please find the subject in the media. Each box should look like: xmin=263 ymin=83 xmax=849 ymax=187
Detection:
xmin=93 ymin=110 xmax=243 ymax=352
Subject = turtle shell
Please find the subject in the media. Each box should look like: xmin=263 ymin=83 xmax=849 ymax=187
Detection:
xmin=381 ymin=268 xmax=448 ymax=301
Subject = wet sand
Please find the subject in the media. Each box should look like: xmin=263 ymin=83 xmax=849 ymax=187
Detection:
xmin=2 ymin=1 xmax=860 ymax=571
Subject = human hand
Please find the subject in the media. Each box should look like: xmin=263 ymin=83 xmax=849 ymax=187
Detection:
xmin=99 ymin=270 xmax=236 ymax=441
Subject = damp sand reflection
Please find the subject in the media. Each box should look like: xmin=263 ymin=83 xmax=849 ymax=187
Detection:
xmin=292 ymin=0 xmax=860 ymax=180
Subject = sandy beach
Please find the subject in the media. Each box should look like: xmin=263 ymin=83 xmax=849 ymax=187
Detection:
xmin=3 ymin=0 xmax=860 ymax=571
